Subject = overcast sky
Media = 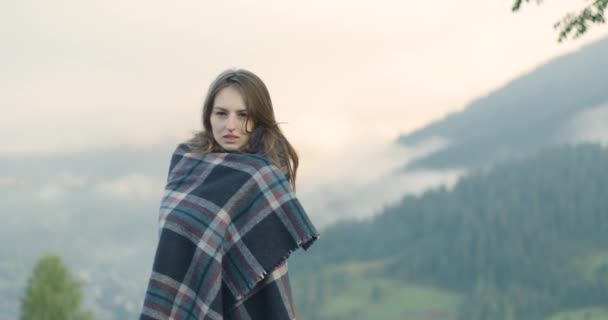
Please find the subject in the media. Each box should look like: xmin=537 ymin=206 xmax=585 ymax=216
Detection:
xmin=2 ymin=0 xmax=608 ymax=189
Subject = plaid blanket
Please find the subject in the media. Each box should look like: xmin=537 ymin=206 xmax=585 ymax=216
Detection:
xmin=140 ymin=143 xmax=319 ymax=320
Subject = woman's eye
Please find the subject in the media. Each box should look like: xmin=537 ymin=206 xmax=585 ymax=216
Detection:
xmin=238 ymin=113 xmax=248 ymax=118
xmin=215 ymin=111 xmax=226 ymax=116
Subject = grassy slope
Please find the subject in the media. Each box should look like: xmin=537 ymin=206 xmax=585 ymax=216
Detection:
xmin=292 ymin=260 xmax=462 ymax=320
xmin=292 ymin=252 xmax=608 ymax=320
xmin=546 ymin=307 xmax=608 ymax=320
xmin=545 ymin=251 xmax=608 ymax=320
xmin=322 ymin=278 xmax=461 ymax=320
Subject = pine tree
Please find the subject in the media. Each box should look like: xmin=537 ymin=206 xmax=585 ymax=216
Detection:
xmin=20 ymin=254 xmax=93 ymax=320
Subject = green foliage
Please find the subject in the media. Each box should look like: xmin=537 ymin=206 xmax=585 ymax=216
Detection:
xmin=512 ymin=0 xmax=541 ymax=11
xmin=20 ymin=254 xmax=93 ymax=320
xmin=553 ymin=0 xmax=608 ymax=42
xmin=512 ymin=0 xmax=608 ymax=42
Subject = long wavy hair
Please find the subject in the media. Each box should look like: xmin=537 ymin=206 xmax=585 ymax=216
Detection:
xmin=187 ymin=69 xmax=299 ymax=190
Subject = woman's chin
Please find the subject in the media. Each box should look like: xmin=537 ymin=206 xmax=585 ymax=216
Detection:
xmin=220 ymin=143 xmax=243 ymax=152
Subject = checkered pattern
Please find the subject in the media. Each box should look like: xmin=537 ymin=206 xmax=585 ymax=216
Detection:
xmin=140 ymin=143 xmax=318 ymax=320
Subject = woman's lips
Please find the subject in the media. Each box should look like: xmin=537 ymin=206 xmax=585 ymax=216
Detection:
xmin=223 ymin=135 xmax=239 ymax=142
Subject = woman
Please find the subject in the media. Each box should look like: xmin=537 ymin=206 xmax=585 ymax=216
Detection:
xmin=140 ymin=69 xmax=319 ymax=320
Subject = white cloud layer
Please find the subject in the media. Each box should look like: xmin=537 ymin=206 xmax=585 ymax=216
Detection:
xmin=561 ymin=103 xmax=608 ymax=146
xmin=94 ymin=173 xmax=163 ymax=200
xmin=0 ymin=177 xmax=24 ymax=188
xmin=297 ymin=137 xmax=462 ymax=226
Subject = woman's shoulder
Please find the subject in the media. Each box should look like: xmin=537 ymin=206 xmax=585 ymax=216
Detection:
xmin=174 ymin=142 xmax=192 ymax=155
xmin=223 ymin=152 xmax=278 ymax=172
xmin=172 ymin=141 xmax=277 ymax=171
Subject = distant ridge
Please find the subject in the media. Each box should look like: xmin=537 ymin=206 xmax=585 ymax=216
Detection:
xmin=399 ymin=36 xmax=608 ymax=170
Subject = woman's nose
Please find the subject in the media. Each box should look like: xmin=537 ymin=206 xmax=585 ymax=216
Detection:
xmin=226 ymin=114 xmax=238 ymax=130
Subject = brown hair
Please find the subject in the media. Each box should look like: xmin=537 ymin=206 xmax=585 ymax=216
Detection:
xmin=188 ymin=69 xmax=299 ymax=190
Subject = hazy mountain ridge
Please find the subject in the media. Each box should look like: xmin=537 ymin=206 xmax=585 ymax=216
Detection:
xmin=399 ymin=36 xmax=608 ymax=170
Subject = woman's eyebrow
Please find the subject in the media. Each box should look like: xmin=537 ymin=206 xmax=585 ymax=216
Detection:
xmin=213 ymin=106 xmax=247 ymax=112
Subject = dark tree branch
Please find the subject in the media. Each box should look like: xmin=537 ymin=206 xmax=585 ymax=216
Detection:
xmin=511 ymin=0 xmax=543 ymax=12
xmin=511 ymin=0 xmax=607 ymax=42
xmin=554 ymin=0 xmax=608 ymax=42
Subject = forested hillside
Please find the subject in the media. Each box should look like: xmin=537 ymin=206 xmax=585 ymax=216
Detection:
xmin=291 ymin=143 xmax=608 ymax=320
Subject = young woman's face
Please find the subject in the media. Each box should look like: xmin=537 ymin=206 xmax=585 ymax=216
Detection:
xmin=210 ymin=86 xmax=254 ymax=151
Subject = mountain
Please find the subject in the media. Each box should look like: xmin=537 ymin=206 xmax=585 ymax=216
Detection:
xmin=398 ymin=36 xmax=608 ymax=170
xmin=291 ymin=143 xmax=608 ymax=320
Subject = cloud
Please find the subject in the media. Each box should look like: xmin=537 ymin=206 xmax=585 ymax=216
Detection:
xmin=0 ymin=177 xmax=24 ymax=188
xmin=297 ymin=137 xmax=463 ymax=226
xmin=57 ymin=173 xmax=88 ymax=188
xmin=560 ymin=102 xmax=608 ymax=146
xmin=37 ymin=184 xmax=67 ymax=203
xmin=94 ymin=173 xmax=163 ymax=200
xmin=302 ymin=167 xmax=464 ymax=227
xmin=32 ymin=173 xmax=89 ymax=203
